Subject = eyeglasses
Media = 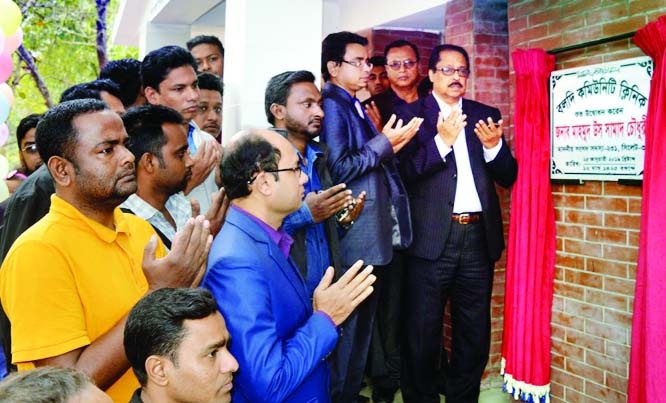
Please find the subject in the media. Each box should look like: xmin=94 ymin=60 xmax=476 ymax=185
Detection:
xmin=342 ymin=59 xmax=373 ymax=69
xmin=21 ymin=144 xmax=38 ymax=154
xmin=386 ymin=59 xmax=418 ymax=71
xmin=433 ymin=66 xmax=471 ymax=77
xmin=247 ymin=166 xmax=302 ymax=184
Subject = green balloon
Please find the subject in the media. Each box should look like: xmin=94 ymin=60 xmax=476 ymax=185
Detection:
xmin=0 ymin=0 xmax=22 ymax=37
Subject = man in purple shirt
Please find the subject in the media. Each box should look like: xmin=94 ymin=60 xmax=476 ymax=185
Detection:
xmin=201 ymin=129 xmax=376 ymax=403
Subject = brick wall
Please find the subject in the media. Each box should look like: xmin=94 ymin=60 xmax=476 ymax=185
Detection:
xmin=508 ymin=1 xmax=666 ymax=402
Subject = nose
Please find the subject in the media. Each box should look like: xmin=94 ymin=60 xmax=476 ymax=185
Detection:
xmin=219 ymin=349 xmax=239 ymax=373
xmin=201 ymin=60 xmax=211 ymax=72
xmin=299 ymin=169 xmax=309 ymax=185
xmin=187 ymin=86 xmax=199 ymax=102
xmin=120 ymin=144 xmax=135 ymax=165
xmin=184 ymin=151 xmax=194 ymax=169
xmin=313 ymin=104 xmax=324 ymax=119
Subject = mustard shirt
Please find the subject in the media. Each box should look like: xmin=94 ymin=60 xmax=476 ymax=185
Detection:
xmin=0 ymin=195 xmax=166 ymax=402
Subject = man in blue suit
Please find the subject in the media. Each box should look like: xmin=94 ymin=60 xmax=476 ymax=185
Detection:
xmin=201 ymin=128 xmax=376 ymax=403
xmin=319 ymin=31 xmax=423 ymax=403
xmin=396 ymin=44 xmax=518 ymax=403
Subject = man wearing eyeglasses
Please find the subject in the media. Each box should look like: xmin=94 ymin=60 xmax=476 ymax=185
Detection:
xmin=320 ymin=31 xmax=422 ymax=403
xmin=365 ymin=40 xmax=423 ymax=133
xmin=396 ymin=44 xmax=518 ymax=403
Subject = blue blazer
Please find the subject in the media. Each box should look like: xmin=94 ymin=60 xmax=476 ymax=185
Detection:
xmin=202 ymin=208 xmax=339 ymax=403
xmin=320 ymin=83 xmax=412 ymax=267
xmin=396 ymin=95 xmax=518 ymax=262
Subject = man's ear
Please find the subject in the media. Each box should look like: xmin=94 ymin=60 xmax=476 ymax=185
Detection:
xmin=139 ymin=153 xmax=157 ymax=175
xmin=144 ymin=86 xmax=160 ymax=106
xmin=327 ymin=61 xmax=340 ymax=79
xmin=145 ymin=356 xmax=169 ymax=386
xmin=270 ymin=103 xmax=286 ymax=122
xmin=252 ymin=172 xmax=273 ymax=197
xmin=47 ymin=156 xmax=74 ymax=187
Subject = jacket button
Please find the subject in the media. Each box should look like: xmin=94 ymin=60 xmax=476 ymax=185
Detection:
xmin=448 ymin=201 xmax=454 ymax=206
xmin=452 ymin=173 xmax=457 ymax=179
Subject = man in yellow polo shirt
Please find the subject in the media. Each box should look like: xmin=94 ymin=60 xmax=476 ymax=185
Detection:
xmin=0 ymin=99 xmax=212 ymax=402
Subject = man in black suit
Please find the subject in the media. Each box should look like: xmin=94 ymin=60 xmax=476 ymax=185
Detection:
xmin=396 ymin=44 xmax=518 ymax=403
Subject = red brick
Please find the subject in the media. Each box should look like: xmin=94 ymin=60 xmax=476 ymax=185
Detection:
xmin=586 ymin=196 xmax=628 ymax=212
xmin=551 ymin=367 xmax=584 ymax=391
xmin=552 ymin=339 xmax=585 ymax=361
xmin=553 ymin=307 xmax=586 ymax=329
xmin=628 ymin=231 xmax=640 ymax=247
xmin=556 ymin=253 xmax=585 ymax=270
xmin=585 ymin=3 xmax=628 ymax=26
xmin=603 ymin=15 xmax=648 ymax=37
xmin=508 ymin=15 xmax=527 ymax=33
xmin=553 ymin=296 xmax=565 ymax=312
xmin=585 ymin=380 xmax=627 ymax=402
xmin=552 ymin=352 xmax=565 ymax=369
xmin=564 ymin=239 xmax=603 ymax=258
xmin=604 ymin=308 xmax=632 ymax=329
xmin=565 ymin=269 xmax=603 ymax=288
xmin=584 ymin=320 xmax=627 ymax=345
xmin=586 ymin=258 xmax=627 ymax=278
xmin=604 ymin=212 xmax=640 ymax=230
xmin=555 ymin=15 xmax=587 ymax=33
xmin=605 ymin=340 xmax=631 ymax=362
xmin=557 ymin=223 xmax=585 ymax=239
xmin=553 ymin=193 xmax=585 ymax=208
xmin=604 ymin=276 xmax=634 ymax=295
xmin=566 ymin=358 xmax=605 ymax=384
xmin=563 ymin=0 xmax=602 ymax=16
xmin=528 ymin=7 xmax=562 ymax=26
xmin=628 ymin=198 xmax=641 ymax=213
xmin=563 ymin=25 xmax=604 ymax=48
xmin=603 ymin=47 xmax=646 ymax=63
xmin=560 ymin=56 xmax=604 ymax=69
xmin=564 ymin=387 xmax=589 ymax=402
xmin=585 ymin=289 xmax=628 ymax=312
xmin=585 ymin=227 xmax=627 ymax=245
xmin=511 ymin=24 xmax=549 ymax=46
xmin=605 ymin=372 xmax=628 ymax=394
xmin=529 ymin=35 xmax=563 ymax=51
xmin=551 ymin=381 xmax=565 ymax=399
xmin=566 ymin=181 xmax=602 ymax=195
xmin=627 ymin=263 xmax=637 ymax=280
xmin=630 ymin=0 xmax=662 ymax=14
xmin=603 ymin=182 xmax=642 ymax=197
xmin=552 ymin=323 xmax=566 ymax=340
xmin=565 ymin=299 xmax=603 ymax=321
xmin=511 ymin=0 xmax=549 ymax=19
xmin=603 ymin=244 xmax=638 ymax=262
xmin=446 ymin=0 xmax=472 ymax=15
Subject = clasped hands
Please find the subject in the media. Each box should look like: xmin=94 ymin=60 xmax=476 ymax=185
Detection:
xmin=437 ymin=109 xmax=503 ymax=149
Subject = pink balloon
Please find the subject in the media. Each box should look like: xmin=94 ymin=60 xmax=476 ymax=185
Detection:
xmin=4 ymin=27 xmax=21 ymax=54
xmin=0 ymin=29 xmax=5 ymax=54
xmin=0 ymin=83 xmax=12 ymax=106
xmin=0 ymin=51 xmax=12 ymax=83
xmin=0 ymin=124 xmax=8 ymax=147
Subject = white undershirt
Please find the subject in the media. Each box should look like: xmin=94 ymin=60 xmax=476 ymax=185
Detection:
xmin=431 ymin=94 xmax=502 ymax=213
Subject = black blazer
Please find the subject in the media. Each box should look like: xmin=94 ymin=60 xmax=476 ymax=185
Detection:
xmin=396 ymin=95 xmax=517 ymax=262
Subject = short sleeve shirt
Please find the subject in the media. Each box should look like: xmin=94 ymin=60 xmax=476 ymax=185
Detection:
xmin=0 ymin=195 xmax=166 ymax=402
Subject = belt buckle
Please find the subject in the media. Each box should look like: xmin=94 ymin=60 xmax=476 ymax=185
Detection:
xmin=458 ymin=213 xmax=470 ymax=225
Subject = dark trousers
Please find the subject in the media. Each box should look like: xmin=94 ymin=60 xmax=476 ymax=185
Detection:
xmin=368 ymin=251 xmax=406 ymax=392
xmin=330 ymin=264 xmax=385 ymax=403
xmin=401 ymin=221 xmax=494 ymax=403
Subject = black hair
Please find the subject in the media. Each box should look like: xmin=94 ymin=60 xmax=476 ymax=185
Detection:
xmin=186 ymin=35 xmax=225 ymax=57
xmin=264 ymin=70 xmax=316 ymax=125
xmin=124 ymin=288 xmax=219 ymax=386
xmin=141 ymin=46 xmax=198 ymax=92
xmin=197 ymin=72 xmax=223 ymax=95
xmin=99 ymin=58 xmax=143 ymax=107
xmin=369 ymin=56 xmax=386 ymax=67
xmin=0 ymin=367 xmax=94 ymax=403
xmin=428 ymin=44 xmax=470 ymax=71
xmin=385 ymin=39 xmax=420 ymax=62
xmin=59 ymin=78 xmax=122 ymax=104
xmin=35 ymin=99 xmax=108 ymax=163
xmin=16 ymin=113 xmax=41 ymax=145
xmin=122 ymin=105 xmax=184 ymax=168
xmin=221 ymin=132 xmax=281 ymax=200
xmin=321 ymin=31 xmax=368 ymax=82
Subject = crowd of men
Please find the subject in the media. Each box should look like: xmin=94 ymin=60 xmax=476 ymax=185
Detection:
xmin=0 ymin=30 xmax=516 ymax=403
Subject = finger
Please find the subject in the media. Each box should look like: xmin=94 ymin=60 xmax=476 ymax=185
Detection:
xmin=190 ymin=199 xmax=201 ymax=218
xmin=344 ymin=264 xmax=374 ymax=292
xmin=350 ymin=285 xmax=374 ymax=308
xmin=171 ymin=217 xmax=196 ymax=254
xmin=321 ymin=183 xmax=347 ymax=198
xmin=349 ymin=271 xmax=376 ymax=299
xmin=142 ymin=235 xmax=158 ymax=266
xmin=337 ymin=260 xmax=364 ymax=287
xmin=382 ymin=114 xmax=397 ymax=131
xmin=315 ymin=267 xmax=335 ymax=292
xmin=183 ymin=216 xmax=206 ymax=262
xmin=328 ymin=189 xmax=352 ymax=204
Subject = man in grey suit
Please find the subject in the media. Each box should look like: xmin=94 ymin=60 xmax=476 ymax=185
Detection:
xmin=396 ymin=44 xmax=518 ymax=403
xmin=319 ymin=31 xmax=422 ymax=403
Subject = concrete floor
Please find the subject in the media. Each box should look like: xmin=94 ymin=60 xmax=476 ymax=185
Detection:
xmin=359 ymin=387 xmax=511 ymax=403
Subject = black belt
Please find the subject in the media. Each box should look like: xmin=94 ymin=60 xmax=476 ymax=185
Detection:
xmin=451 ymin=212 xmax=482 ymax=224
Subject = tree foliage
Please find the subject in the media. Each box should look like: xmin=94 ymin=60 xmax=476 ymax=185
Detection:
xmin=3 ymin=0 xmax=137 ymax=166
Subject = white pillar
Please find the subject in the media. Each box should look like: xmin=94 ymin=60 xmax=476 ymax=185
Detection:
xmin=222 ymin=0 xmax=324 ymax=143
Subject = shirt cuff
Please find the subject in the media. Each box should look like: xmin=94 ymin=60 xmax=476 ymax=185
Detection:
xmin=434 ymin=135 xmax=453 ymax=162
xmin=483 ymin=138 xmax=503 ymax=162
xmin=314 ymin=310 xmax=338 ymax=329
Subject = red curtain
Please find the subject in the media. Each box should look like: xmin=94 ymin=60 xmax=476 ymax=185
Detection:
xmin=629 ymin=16 xmax=666 ymax=403
xmin=501 ymin=48 xmax=555 ymax=403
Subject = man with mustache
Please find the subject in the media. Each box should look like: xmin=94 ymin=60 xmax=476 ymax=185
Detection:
xmin=396 ymin=44 xmax=518 ymax=403
xmin=124 ymin=288 xmax=238 ymax=403
xmin=193 ymin=72 xmax=223 ymax=142
xmin=265 ymin=70 xmax=364 ymax=296
xmin=0 ymin=99 xmax=212 ymax=402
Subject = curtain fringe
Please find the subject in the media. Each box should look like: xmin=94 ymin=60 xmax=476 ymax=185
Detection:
xmin=501 ymin=358 xmax=551 ymax=403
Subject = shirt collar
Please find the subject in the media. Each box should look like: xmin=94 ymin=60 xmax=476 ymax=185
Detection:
xmin=50 ymin=194 xmax=130 ymax=243
xmin=231 ymin=205 xmax=294 ymax=258
xmin=432 ymin=93 xmax=463 ymax=116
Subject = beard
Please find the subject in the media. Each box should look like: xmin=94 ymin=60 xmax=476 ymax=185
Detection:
xmin=285 ymin=115 xmax=321 ymax=140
